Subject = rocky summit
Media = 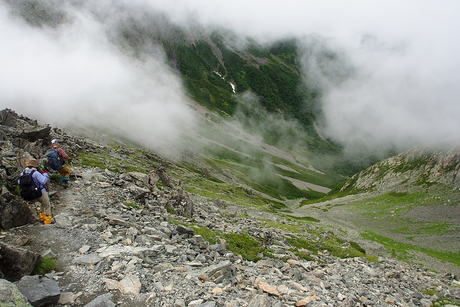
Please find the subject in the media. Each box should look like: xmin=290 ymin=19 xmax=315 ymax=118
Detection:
xmin=1 ymin=108 xmax=459 ymax=307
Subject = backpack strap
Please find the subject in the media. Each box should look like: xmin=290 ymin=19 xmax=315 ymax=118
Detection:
xmin=20 ymin=169 xmax=34 ymax=176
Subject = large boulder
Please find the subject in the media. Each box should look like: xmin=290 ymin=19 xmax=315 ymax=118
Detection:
xmin=0 ymin=194 xmax=35 ymax=230
xmin=16 ymin=275 xmax=60 ymax=307
xmin=120 ymin=172 xmax=150 ymax=188
xmin=20 ymin=126 xmax=51 ymax=143
xmin=167 ymin=187 xmax=194 ymax=217
xmin=155 ymin=167 xmax=174 ymax=188
xmin=0 ymin=243 xmax=43 ymax=281
xmin=196 ymin=260 xmax=236 ymax=284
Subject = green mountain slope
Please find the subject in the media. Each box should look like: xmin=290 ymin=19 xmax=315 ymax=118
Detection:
xmin=4 ymin=1 xmax=460 ymax=278
xmin=117 ymin=23 xmax=327 ymax=146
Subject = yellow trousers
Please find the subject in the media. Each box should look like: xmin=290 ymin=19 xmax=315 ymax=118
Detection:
xmin=58 ymin=163 xmax=71 ymax=179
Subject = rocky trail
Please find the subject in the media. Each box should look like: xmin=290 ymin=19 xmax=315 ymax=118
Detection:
xmin=2 ymin=164 xmax=460 ymax=306
xmin=0 ymin=108 xmax=460 ymax=306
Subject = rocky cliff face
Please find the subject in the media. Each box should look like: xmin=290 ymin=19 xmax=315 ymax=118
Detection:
xmin=340 ymin=143 xmax=460 ymax=194
xmin=1 ymin=109 xmax=459 ymax=306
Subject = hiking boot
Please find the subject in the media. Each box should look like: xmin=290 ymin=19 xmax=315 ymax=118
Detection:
xmin=39 ymin=212 xmax=46 ymax=222
xmin=43 ymin=215 xmax=53 ymax=225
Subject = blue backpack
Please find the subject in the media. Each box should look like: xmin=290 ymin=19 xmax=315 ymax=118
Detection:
xmin=46 ymin=148 xmax=63 ymax=170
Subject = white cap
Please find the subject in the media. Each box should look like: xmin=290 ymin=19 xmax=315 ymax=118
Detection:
xmin=51 ymin=139 xmax=58 ymax=144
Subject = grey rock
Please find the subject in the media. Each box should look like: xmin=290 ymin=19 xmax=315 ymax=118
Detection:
xmin=208 ymin=243 xmax=227 ymax=254
xmin=0 ymin=109 xmax=18 ymax=127
xmin=189 ymin=235 xmax=208 ymax=249
xmin=83 ymin=293 xmax=115 ymax=307
xmin=0 ymin=194 xmax=35 ymax=230
xmin=0 ymin=243 xmax=42 ymax=281
xmin=0 ymin=278 xmax=32 ymax=307
xmin=143 ymin=227 xmax=170 ymax=240
xmin=247 ymin=294 xmax=272 ymax=307
xmin=20 ymin=126 xmax=51 ymax=142
xmin=199 ymin=260 xmax=236 ymax=283
xmin=155 ymin=224 xmax=173 ymax=237
xmin=53 ymin=213 xmax=74 ymax=228
xmin=175 ymin=225 xmax=194 ymax=236
xmin=16 ymin=275 xmax=60 ymax=307
xmin=72 ymin=253 xmax=102 ymax=265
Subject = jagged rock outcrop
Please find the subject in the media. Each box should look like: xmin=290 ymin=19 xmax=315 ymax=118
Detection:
xmin=0 ymin=109 xmax=54 ymax=229
xmin=0 ymin=194 xmax=35 ymax=229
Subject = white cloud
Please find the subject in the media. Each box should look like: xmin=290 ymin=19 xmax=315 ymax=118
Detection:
xmin=0 ymin=2 xmax=194 ymax=155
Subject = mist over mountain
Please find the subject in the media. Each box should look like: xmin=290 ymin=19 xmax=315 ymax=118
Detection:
xmin=1 ymin=0 xmax=459 ymax=161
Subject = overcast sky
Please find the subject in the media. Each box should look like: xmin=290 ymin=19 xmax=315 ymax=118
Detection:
xmin=1 ymin=0 xmax=459 ymax=153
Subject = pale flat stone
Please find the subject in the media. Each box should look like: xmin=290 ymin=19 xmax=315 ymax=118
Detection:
xmin=79 ymin=245 xmax=91 ymax=254
xmin=257 ymin=281 xmax=279 ymax=296
xmin=119 ymin=275 xmax=142 ymax=295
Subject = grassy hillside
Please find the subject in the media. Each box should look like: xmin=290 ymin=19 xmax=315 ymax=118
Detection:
xmin=295 ymin=143 xmax=460 ymax=274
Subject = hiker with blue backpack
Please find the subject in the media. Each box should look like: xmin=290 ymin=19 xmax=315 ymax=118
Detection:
xmin=46 ymin=139 xmax=72 ymax=186
xmin=18 ymin=159 xmax=53 ymax=225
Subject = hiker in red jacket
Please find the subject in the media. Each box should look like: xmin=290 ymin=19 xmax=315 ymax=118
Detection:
xmin=50 ymin=139 xmax=72 ymax=186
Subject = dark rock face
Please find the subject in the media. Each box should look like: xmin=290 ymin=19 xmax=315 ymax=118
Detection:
xmin=0 ymin=243 xmax=43 ymax=281
xmin=20 ymin=127 xmax=52 ymax=143
xmin=0 ymin=194 xmax=35 ymax=230
xmin=16 ymin=275 xmax=60 ymax=307
xmin=0 ymin=109 xmax=18 ymax=127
